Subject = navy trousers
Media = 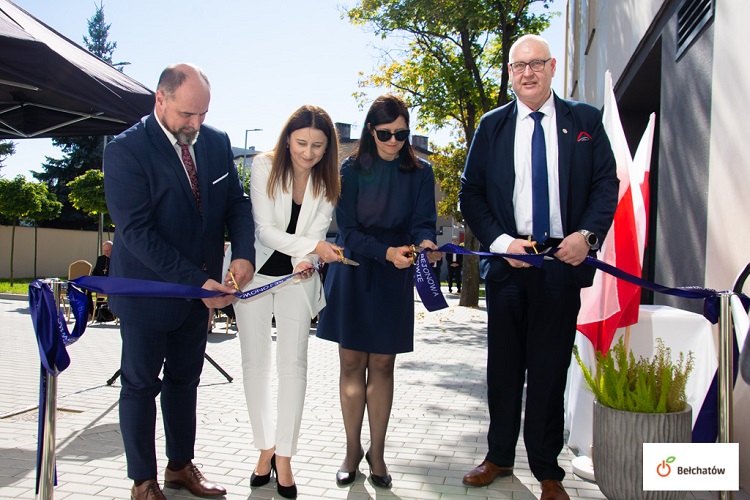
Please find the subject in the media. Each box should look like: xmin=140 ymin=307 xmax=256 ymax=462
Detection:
xmin=484 ymin=259 xmax=580 ymax=482
xmin=118 ymin=302 xmax=209 ymax=480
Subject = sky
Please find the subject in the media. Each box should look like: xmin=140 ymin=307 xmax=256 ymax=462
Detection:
xmin=1 ymin=0 xmax=565 ymax=180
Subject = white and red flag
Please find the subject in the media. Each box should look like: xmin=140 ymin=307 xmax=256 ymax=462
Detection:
xmin=576 ymin=71 xmax=655 ymax=354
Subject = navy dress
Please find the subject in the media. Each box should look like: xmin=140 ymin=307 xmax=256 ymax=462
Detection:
xmin=316 ymin=156 xmax=437 ymax=354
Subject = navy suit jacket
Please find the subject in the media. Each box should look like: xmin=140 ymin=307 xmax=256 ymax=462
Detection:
xmin=459 ymin=94 xmax=618 ymax=287
xmin=104 ymin=113 xmax=255 ymax=329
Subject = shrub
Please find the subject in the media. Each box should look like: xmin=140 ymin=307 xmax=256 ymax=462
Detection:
xmin=573 ymin=337 xmax=694 ymax=413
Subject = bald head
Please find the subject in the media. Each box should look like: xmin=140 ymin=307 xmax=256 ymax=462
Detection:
xmin=157 ymin=63 xmax=211 ymax=98
xmin=508 ymin=34 xmax=556 ymax=110
xmin=155 ymin=63 xmax=211 ymax=143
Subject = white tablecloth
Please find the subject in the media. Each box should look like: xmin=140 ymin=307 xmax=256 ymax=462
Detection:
xmin=565 ymin=305 xmax=717 ymax=456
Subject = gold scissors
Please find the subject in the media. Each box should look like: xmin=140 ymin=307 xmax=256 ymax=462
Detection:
xmin=336 ymin=248 xmax=360 ymax=266
xmin=227 ymin=269 xmax=241 ymax=291
xmin=406 ymin=245 xmax=425 ymax=265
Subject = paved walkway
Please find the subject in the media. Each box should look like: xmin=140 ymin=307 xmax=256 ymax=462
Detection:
xmin=0 ymin=290 xmax=741 ymax=499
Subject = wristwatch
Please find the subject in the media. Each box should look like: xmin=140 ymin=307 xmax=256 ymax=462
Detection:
xmin=577 ymin=229 xmax=599 ymax=250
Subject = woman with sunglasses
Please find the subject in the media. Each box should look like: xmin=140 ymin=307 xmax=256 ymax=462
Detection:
xmin=316 ymin=94 xmax=439 ymax=489
xmin=233 ymin=105 xmax=342 ymax=498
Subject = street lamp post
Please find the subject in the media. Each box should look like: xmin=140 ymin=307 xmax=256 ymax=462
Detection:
xmin=239 ymin=129 xmax=262 ymax=192
xmin=244 ymin=128 xmax=262 ymax=152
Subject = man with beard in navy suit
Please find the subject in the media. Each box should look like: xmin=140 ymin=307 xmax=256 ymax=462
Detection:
xmin=105 ymin=63 xmax=255 ymax=500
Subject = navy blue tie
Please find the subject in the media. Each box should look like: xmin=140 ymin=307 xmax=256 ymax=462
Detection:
xmin=530 ymin=111 xmax=549 ymax=244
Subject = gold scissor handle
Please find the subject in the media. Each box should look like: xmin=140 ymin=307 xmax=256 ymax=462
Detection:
xmin=227 ymin=269 xmax=240 ymax=291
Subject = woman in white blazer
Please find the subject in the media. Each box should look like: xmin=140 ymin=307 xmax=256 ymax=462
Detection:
xmin=234 ymin=105 xmax=342 ymax=498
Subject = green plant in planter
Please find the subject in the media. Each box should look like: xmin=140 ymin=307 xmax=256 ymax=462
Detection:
xmin=573 ymin=337 xmax=695 ymax=413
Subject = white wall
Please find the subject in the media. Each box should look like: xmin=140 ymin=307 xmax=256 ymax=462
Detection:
xmin=705 ymin=0 xmax=750 ymax=490
xmin=566 ymin=0 xmax=666 ymax=105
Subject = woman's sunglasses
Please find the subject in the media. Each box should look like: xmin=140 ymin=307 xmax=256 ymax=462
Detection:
xmin=374 ymin=129 xmax=410 ymax=142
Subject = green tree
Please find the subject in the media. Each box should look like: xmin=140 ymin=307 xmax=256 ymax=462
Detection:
xmin=67 ymin=169 xmax=110 ymax=251
xmin=0 ymin=176 xmax=41 ymax=285
xmin=33 ymin=2 xmax=117 ymax=230
xmin=347 ymin=0 xmax=554 ymax=306
xmin=83 ymin=1 xmax=116 ymax=64
xmin=0 ymin=141 xmax=15 ymax=173
xmin=26 ymin=183 xmax=63 ymax=278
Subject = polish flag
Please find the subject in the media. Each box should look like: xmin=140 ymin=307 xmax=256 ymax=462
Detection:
xmin=576 ymin=71 xmax=653 ymax=354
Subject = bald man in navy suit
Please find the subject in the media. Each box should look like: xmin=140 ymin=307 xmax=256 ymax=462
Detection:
xmin=459 ymin=35 xmax=618 ymax=500
xmin=105 ymin=63 xmax=255 ymax=500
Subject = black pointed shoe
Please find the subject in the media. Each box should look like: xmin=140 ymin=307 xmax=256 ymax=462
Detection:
xmin=250 ymin=454 xmax=276 ymax=487
xmin=365 ymin=451 xmax=392 ymax=489
xmin=336 ymin=449 xmax=364 ymax=486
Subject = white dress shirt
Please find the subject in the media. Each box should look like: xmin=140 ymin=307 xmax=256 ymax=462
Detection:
xmin=490 ymin=93 xmax=563 ymax=254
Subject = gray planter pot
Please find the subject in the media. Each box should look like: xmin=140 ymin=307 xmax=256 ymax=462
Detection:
xmin=593 ymin=399 xmax=692 ymax=500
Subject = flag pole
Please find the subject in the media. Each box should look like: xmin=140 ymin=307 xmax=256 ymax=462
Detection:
xmin=623 ymin=325 xmax=632 ymax=354
xmin=37 ymin=279 xmax=61 ymax=500
xmin=718 ymin=291 xmax=734 ymax=500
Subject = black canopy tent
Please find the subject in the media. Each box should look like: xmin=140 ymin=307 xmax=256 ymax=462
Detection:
xmin=0 ymin=0 xmax=154 ymax=139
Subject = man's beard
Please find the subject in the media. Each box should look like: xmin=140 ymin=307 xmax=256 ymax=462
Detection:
xmin=161 ymin=112 xmax=199 ymax=143
xmin=175 ymin=128 xmax=199 ymax=144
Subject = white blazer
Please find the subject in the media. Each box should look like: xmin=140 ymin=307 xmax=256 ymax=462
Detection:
xmin=248 ymin=154 xmax=334 ymax=315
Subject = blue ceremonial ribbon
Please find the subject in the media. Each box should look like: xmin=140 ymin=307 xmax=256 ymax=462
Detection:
xmin=73 ymin=272 xmax=310 ymax=301
xmin=28 ymin=280 xmax=89 ymax=494
xmin=73 ymin=275 xmax=222 ymax=299
xmin=431 ymin=244 xmax=749 ymax=325
xmin=414 ymin=250 xmax=448 ymax=311
xmin=413 ymin=244 xmax=547 ymax=312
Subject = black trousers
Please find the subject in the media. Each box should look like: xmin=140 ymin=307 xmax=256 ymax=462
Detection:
xmin=119 ymin=303 xmax=209 ymax=480
xmin=484 ymin=259 xmax=580 ymax=481
xmin=447 ymin=266 xmax=461 ymax=291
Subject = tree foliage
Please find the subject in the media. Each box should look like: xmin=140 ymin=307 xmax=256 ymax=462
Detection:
xmin=83 ymin=1 xmax=116 ymax=64
xmin=68 ymin=169 xmax=107 ymax=216
xmin=26 ymin=183 xmax=63 ymax=278
xmin=348 ymin=0 xmax=553 ymax=145
xmin=0 ymin=140 xmax=15 ymax=171
xmin=430 ymin=141 xmax=466 ymax=223
xmin=32 ymin=3 xmax=117 ymax=230
xmin=0 ymin=176 xmax=43 ymax=284
xmin=347 ymin=0 xmax=555 ymax=306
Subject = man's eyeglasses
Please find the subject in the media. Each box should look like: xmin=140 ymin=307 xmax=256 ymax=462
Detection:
xmin=374 ymin=129 xmax=410 ymax=142
xmin=509 ymin=58 xmax=552 ymax=73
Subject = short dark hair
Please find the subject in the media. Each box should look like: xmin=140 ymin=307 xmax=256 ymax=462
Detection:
xmin=351 ymin=94 xmax=421 ymax=172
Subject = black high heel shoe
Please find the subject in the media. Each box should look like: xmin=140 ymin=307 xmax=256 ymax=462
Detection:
xmin=276 ymin=480 xmax=297 ymax=499
xmin=336 ymin=449 xmax=365 ymax=486
xmin=275 ymin=457 xmax=297 ymax=499
xmin=250 ymin=454 xmax=276 ymax=487
xmin=365 ymin=450 xmax=392 ymax=489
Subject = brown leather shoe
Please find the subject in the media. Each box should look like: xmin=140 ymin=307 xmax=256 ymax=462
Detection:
xmin=540 ymin=479 xmax=570 ymax=500
xmin=462 ymin=460 xmax=513 ymax=486
xmin=131 ymin=479 xmax=166 ymax=500
xmin=164 ymin=462 xmax=227 ymax=498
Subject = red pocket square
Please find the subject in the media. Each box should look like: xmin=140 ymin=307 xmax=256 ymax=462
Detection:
xmin=577 ymin=131 xmax=592 ymax=142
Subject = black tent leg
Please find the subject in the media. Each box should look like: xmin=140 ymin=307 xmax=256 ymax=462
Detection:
xmin=203 ymin=353 xmax=233 ymax=382
xmin=106 ymin=369 xmax=121 ymax=386
xmin=106 ymin=354 xmax=232 ymax=385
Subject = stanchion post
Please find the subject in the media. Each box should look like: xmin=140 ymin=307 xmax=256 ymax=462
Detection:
xmin=37 ymin=280 xmax=61 ymax=500
xmin=718 ymin=291 xmax=734 ymax=500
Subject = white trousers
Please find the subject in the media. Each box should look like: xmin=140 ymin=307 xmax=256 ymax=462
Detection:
xmin=234 ymin=274 xmax=311 ymax=456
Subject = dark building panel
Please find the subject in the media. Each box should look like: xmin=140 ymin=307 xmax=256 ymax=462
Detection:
xmin=655 ymin=15 xmax=714 ymax=312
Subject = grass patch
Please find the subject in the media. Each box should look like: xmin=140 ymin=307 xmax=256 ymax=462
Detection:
xmin=0 ymin=278 xmax=51 ymax=294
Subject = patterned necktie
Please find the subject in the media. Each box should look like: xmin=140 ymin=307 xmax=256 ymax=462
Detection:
xmin=530 ymin=111 xmax=549 ymax=244
xmin=178 ymin=142 xmax=202 ymax=215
